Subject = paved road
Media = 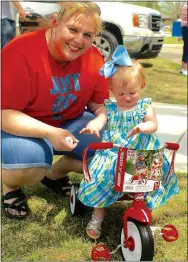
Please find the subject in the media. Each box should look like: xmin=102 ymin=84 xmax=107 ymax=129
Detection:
xmin=159 ymin=44 xmax=183 ymax=64
xmin=156 ymin=45 xmax=187 ymax=172
xmin=153 ymin=102 xmax=187 ymax=173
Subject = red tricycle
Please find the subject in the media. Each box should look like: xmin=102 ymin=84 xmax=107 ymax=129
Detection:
xmin=70 ymin=142 xmax=180 ymax=261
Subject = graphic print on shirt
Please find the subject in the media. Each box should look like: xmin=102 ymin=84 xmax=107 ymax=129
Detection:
xmin=51 ymin=73 xmax=80 ymax=120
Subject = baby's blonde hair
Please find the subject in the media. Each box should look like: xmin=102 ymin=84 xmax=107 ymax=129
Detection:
xmin=110 ymin=59 xmax=146 ymax=88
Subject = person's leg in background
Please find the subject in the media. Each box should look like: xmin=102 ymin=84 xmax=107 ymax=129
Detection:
xmin=1 ymin=18 xmax=16 ymax=48
xmin=181 ymin=26 xmax=188 ymax=76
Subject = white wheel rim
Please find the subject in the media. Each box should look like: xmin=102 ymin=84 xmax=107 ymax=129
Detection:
xmin=121 ymin=221 xmax=142 ymax=261
xmin=70 ymin=185 xmax=76 ymax=215
xmin=93 ymin=36 xmax=111 ymax=61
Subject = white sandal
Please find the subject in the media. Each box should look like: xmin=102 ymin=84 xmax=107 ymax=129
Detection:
xmin=86 ymin=214 xmax=104 ymax=240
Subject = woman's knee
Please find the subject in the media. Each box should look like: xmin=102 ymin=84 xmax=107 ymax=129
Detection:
xmin=1 ymin=131 xmax=53 ymax=170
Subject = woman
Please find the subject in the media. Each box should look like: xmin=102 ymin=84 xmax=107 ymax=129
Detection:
xmin=1 ymin=2 xmax=109 ymax=219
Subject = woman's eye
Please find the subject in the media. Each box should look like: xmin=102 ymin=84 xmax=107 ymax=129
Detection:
xmin=118 ymin=93 xmax=124 ymax=96
xmin=130 ymin=92 xmax=136 ymax=95
xmin=69 ymin=28 xmax=77 ymax=33
xmin=84 ymin=33 xmax=92 ymax=38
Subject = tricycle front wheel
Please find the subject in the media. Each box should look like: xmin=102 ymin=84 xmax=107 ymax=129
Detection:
xmin=121 ymin=219 xmax=154 ymax=261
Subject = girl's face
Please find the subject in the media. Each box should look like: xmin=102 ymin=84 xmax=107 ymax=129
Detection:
xmin=50 ymin=13 xmax=96 ymax=64
xmin=110 ymin=78 xmax=143 ymax=110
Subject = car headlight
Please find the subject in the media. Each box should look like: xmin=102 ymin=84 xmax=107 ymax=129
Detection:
xmin=133 ymin=14 xmax=149 ymax=28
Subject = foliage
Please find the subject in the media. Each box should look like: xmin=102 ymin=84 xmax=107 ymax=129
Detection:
xmin=125 ymin=160 xmax=136 ymax=175
xmin=124 ymin=1 xmax=161 ymax=11
xmin=125 ymin=1 xmax=185 ymax=20
xmin=159 ymin=1 xmax=185 ymax=20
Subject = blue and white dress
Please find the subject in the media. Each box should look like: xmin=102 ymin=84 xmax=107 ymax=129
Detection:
xmin=78 ymin=98 xmax=180 ymax=210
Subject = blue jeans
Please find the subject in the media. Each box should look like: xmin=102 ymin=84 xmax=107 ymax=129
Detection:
xmin=2 ymin=111 xmax=104 ymax=170
xmin=1 ymin=18 xmax=16 ymax=48
xmin=182 ymin=26 xmax=188 ymax=63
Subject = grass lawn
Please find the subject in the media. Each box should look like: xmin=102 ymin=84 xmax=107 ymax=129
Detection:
xmin=1 ymin=57 xmax=187 ymax=261
xmin=163 ymin=37 xmax=182 ymax=44
xmin=1 ymin=171 xmax=187 ymax=261
xmin=138 ymin=57 xmax=187 ymax=105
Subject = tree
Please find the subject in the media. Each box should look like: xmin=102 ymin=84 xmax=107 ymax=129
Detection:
xmin=159 ymin=1 xmax=185 ymax=20
xmin=125 ymin=1 xmax=161 ymax=11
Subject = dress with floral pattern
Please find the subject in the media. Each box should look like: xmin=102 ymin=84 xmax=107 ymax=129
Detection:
xmin=78 ymin=98 xmax=180 ymax=210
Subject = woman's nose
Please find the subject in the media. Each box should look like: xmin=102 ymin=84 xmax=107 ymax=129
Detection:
xmin=73 ymin=33 xmax=84 ymax=45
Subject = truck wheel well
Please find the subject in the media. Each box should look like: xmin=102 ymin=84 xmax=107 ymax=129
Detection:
xmin=103 ymin=22 xmax=123 ymax=44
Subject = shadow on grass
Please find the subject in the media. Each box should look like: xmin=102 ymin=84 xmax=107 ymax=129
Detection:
xmin=153 ymin=68 xmax=183 ymax=76
xmin=140 ymin=62 xmax=153 ymax=68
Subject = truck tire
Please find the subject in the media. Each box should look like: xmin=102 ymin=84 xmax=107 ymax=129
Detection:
xmin=93 ymin=30 xmax=119 ymax=61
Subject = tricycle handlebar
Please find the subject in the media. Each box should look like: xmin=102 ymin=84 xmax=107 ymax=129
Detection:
xmin=165 ymin=143 xmax=179 ymax=151
xmin=86 ymin=142 xmax=114 ymax=150
xmin=87 ymin=142 xmax=180 ymax=151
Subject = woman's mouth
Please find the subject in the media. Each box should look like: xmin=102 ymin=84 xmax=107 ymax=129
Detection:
xmin=67 ymin=43 xmax=81 ymax=52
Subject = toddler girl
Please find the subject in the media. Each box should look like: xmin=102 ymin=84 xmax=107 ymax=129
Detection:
xmin=78 ymin=45 xmax=180 ymax=240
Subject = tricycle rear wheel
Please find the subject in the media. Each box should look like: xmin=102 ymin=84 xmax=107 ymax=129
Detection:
xmin=70 ymin=184 xmax=85 ymax=216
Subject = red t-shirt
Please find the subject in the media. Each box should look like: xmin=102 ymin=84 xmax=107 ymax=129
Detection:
xmin=2 ymin=29 xmax=109 ymax=127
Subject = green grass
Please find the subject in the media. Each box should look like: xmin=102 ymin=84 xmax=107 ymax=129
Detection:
xmin=110 ymin=57 xmax=187 ymax=105
xmin=163 ymin=37 xmax=182 ymax=44
xmin=138 ymin=57 xmax=187 ymax=105
xmin=1 ymin=172 xmax=187 ymax=261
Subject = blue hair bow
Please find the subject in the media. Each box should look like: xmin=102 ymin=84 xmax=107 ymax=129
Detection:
xmin=99 ymin=45 xmax=132 ymax=78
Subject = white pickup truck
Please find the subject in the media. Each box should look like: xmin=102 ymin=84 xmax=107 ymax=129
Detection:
xmin=20 ymin=1 xmax=164 ymax=60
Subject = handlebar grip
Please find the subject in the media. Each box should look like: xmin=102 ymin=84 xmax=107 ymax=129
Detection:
xmin=165 ymin=143 xmax=179 ymax=151
xmin=87 ymin=142 xmax=114 ymax=150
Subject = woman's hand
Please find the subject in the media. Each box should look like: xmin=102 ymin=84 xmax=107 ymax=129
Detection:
xmin=47 ymin=128 xmax=79 ymax=151
xmin=2 ymin=109 xmax=78 ymax=151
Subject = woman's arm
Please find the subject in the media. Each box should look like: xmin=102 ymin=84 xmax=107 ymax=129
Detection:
xmin=127 ymin=105 xmax=158 ymax=138
xmin=2 ymin=109 xmax=79 ymax=151
xmin=80 ymin=101 xmax=107 ymax=137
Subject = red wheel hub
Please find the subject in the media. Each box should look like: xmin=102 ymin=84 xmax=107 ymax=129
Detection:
xmin=161 ymin=224 xmax=179 ymax=242
xmin=125 ymin=236 xmax=135 ymax=251
xmin=91 ymin=244 xmax=111 ymax=261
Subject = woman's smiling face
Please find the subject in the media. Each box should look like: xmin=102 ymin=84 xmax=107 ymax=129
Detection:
xmin=52 ymin=13 xmax=96 ymax=63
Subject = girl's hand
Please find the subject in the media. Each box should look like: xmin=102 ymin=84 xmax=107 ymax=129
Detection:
xmin=80 ymin=127 xmax=100 ymax=138
xmin=47 ymin=128 xmax=79 ymax=151
xmin=127 ymin=123 xmax=147 ymax=138
xmin=80 ymin=119 xmax=101 ymax=138
xmin=127 ymin=119 xmax=158 ymax=138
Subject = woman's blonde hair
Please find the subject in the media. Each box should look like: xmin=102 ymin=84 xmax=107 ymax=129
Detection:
xmin=35 ymin=2 xmax=102 ymax=35
xmin=111 ymin=59 xmax=146 ymax=88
